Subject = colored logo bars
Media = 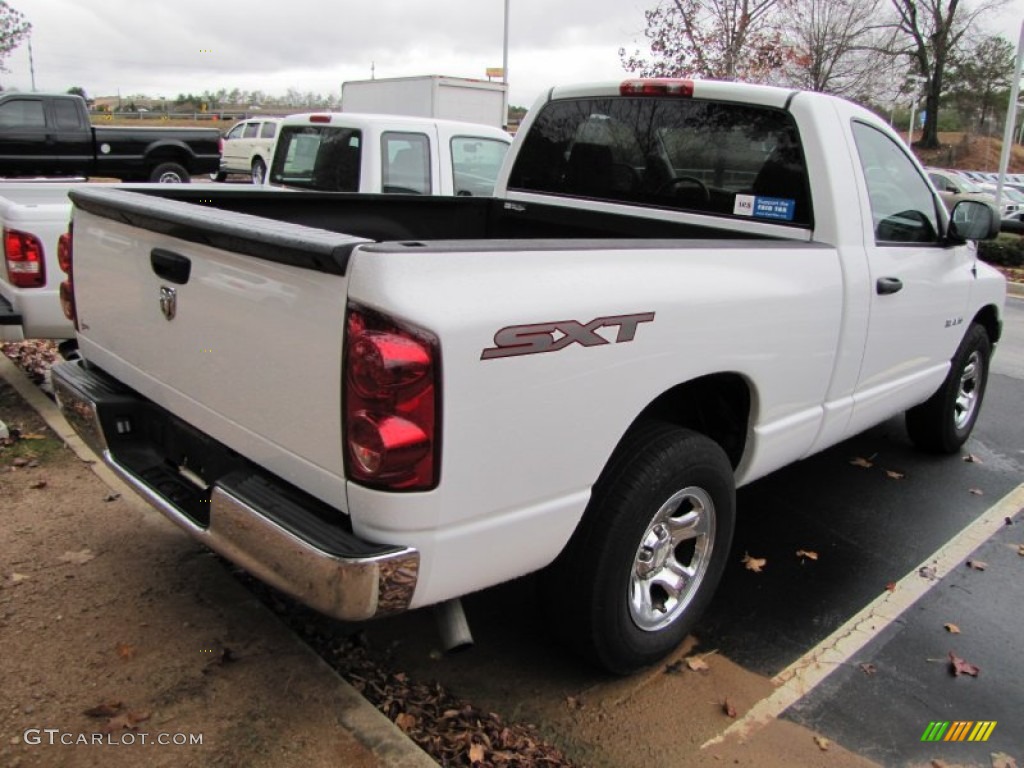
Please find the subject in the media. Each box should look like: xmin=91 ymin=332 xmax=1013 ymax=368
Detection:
xmin=921 ymin=721 xmax=997 ymax=742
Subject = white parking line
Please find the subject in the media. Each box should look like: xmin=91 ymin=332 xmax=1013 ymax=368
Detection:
xmin=703 ymin=482 xmax=1024 ymax=748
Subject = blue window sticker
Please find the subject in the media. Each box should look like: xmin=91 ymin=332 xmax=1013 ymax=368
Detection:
xmin=752 ymin=196 xmax=796 ymax=221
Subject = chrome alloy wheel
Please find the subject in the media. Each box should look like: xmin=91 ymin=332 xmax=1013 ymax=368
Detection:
xmin=954 ymin=351 xmax=982 ymax=430
xmin=629 ymin=486 xmax=716 ymax=632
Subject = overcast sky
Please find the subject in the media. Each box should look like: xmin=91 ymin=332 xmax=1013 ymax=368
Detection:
xmin=2 ymin=0 xmax=649 ymax=108
xmin=3 ymin=0 xmax=1024 ymax=109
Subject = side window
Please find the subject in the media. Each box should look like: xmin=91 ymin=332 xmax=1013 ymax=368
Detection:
xmin=242 ymin=122 xmax=260 ymax=139
xmin=53 ymin=100 xmax=83 ymax=130
xmin=226 ymin=123 xmax=245 ymax=140
xmin=260 ymin=122 xmax=277 ymax=139
xmin=0 ymin=100 xmax=46 ymax=129
xmin=851 ymin=121 xmax=939 ymax=244
xmin=381 ymin=132 xmax=430 ymax=195
xmin=450 ymin=137 xmax=509 ymax=196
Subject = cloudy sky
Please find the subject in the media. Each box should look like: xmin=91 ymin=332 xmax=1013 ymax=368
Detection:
xmin=2 ymin=0 xmax=650 ymax=108
xmin=3 ymin=0 xmax=1023 ymax=110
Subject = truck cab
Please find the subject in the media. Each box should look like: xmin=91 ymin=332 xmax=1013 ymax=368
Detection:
xmin=266 ymin=113 xmax=511 ymax=196
xmin=0 ymin=93 xmax=94 ymax=178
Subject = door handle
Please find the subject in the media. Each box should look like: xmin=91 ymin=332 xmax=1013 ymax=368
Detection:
xmin=150 ymin=248 xmax=191 ymax=285
xmin=876 ymin=277 xmax=903 ymax=295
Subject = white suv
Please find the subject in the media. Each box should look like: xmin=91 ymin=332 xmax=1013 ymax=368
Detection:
xmin=213 ymin=118 xmax=281 ymax=184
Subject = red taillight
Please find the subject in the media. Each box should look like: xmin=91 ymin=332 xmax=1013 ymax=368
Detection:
xmin=309 ymin=114 xmax=331 ymax=124
xmin=57 ymin=224 xmax=77 ymax=327
xmin=344 ymin=307 xmax=439 ymax=491
xmin=218 ymin=136 xmax=225 ymax=154
xmin=3 ymin=228 xmax=45 ymax=289
xmin=620 ymin=79 xmax=695 ymax=97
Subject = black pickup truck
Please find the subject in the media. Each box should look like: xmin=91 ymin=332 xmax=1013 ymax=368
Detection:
xmin=0 ymin=93 xmax=220 ymax=182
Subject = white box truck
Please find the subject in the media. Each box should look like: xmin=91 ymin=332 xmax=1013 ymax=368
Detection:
xmin=341 ymin=75 xmax=508 ymax=129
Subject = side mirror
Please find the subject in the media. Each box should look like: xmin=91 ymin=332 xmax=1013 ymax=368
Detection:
xmin=947 ymin=200 xmax=1000 ymax=244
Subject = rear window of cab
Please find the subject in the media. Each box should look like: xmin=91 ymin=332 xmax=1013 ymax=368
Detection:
xmin=507 ymin=97 xmax=812 ymax=228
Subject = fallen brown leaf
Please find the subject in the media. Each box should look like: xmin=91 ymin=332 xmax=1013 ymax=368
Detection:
xmin=796 ymin=549 xmax=819 ymax=561
xmin=944 ymin=623 xmax=961 ymax=634
xmin=116 ymin=643 xmax=137 ymax=660
xmin=814 ymin=735 xmax=831 ymax=751
xmin=919 ymin=565 xmax=938 ymax=581
xmin=686 ymin=656 xmax=711 ymax=673
xmin=28 ymin=480 xmax=47 ymax=490
xmin=966 ymin=560 xmax=987 ymax=571
xmin=969 ymin=488 xmax=984 ymax=496
xmin=59 ymin=549 xmax=95 ymax=565
xmin=394 ymin=712 xmax=416 ymax=732
xmin=722 ymin=698 xmax=737 ymax=718
xmin=100 ymin=710 xmax=150 ymax=734
xmin=948 ymin=651 xmax=980 ymax=677
xmin=850 ymin=457 xmax=873 ymax=469
xmin=1018 ymin=544 xmax=1024 ymax=557
xmin=565 ymin=696 xmax=583 ymax=710
xmin=885 ymin=582 xmax=897 ymax=592
xmin=10 ymin=573 xmax=29 ymax=584
xmin=991 ymin=752 xmax=1018 ymax=768
xmin=885 ymin=469 xmax=906 ymax=480
xmin=469 ymin=742 xmax=486 ymax=764
xmin=962 ymin=453 xmax=982 ymax=464
xmin=20 ymin=433 xmax=46 ymax=440
xmin=742 ymin=552 xmax=766 ymax=573
xmin=859 ymin=662 xmax=877 ymax=676
xmin=104 ymin=493 xmax=121 ymax=502
xmin=83 ymin=701 xmax=122 ymax=718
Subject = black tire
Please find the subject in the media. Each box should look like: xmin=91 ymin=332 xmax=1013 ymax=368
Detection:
xmin=210 ymin=171 xmax=227 ymax=182
xmin=906 ymin=323 xmax=991 ymax=454
xmin=149 ymin=162 xmax=191 ymax=183
xmin=541 ymin=421 xmax=735 ymax=674
xmin=251 ymin=158 xmax=266 ymax=185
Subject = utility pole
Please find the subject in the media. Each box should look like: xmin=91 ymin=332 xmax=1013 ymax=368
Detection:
xmin=28 ymin=38 xmax=36 ymax=90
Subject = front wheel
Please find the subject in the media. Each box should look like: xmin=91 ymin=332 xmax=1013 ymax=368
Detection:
xmin=906 ymin=323 xmax=991 ymax=454
xmin=149 ymin=162 xmax=191 ymax=183
xmin=542 ymin=422 xmax=735 ymax=674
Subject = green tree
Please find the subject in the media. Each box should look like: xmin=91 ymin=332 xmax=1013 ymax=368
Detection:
xmin=0 ymin=1 xmax=30 ymax=74
xmin=945 ymin=35 xmax=1013 ymax=133
xmin=619 ymin=0 xmax=790 ymax=82
xmin=67 ymin=85 xmax=88 ymax=101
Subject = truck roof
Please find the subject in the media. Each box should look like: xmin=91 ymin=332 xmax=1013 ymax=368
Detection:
xmin=278 ymin=112 xmax=511 ymax=141
xmin=544 ymin=79 xmax=801 ymax=110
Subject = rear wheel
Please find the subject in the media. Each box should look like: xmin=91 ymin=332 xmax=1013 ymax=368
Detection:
xmin=149 ymin=162 xmax=190 ymax=183
xmin=251 ymin=158 xmax=266 ymax=185
xmin=542 ymin=422 xmax=735 ymax=674
xmin=906 ymin=323 xmax=991 ymax=454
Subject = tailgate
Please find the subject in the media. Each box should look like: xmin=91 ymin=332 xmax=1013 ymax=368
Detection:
xmin=68 ymin=187 xmax=369 ymax=507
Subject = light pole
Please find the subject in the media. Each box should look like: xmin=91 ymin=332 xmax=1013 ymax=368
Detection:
xmin=502 ymin=0 xmax=510 ymax=130
xmin=906 ymin=75 xmax=927 ymax=146
xmin=997 ymin=20 xmax=1024 ymax=211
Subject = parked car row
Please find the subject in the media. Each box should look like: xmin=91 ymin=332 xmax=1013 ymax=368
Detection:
xmin=926 ymin=167 xmax=1024 ymax=220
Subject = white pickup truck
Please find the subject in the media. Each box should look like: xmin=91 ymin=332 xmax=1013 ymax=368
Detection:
xmin=1 ymin=116 xmax=509 ymax=341
xmin=51 ymin=79 xmax=1004 ymax=673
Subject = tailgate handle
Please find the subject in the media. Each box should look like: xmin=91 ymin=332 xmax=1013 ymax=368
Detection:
xmin=151 ymin=249 xmax=191 ymax=285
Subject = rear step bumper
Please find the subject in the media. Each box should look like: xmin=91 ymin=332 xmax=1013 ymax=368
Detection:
xmin=0 ymin=294 xmax=25 ymax=341
xmin=50 ymin=359 xmax=419 ymax=621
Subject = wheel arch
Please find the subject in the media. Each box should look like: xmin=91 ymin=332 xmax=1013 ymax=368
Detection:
xmin=142 ymin=141 xmax=194 ymax=171
xmin=622 ymin=372 xmax=753 ymax=470
xmin=972 ymin=304 xmax=1001 ymax=345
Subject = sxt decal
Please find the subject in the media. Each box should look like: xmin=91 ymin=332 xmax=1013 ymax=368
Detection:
xmin=481 ymin=312 xmax=655 ymax=360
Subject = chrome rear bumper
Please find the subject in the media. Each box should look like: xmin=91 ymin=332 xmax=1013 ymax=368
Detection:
xmin=51 ymin=360 xmax=419 ymax=621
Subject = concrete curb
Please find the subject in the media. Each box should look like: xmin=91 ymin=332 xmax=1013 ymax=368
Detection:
xmin=0 ymin=353 xmax=438 ymax=768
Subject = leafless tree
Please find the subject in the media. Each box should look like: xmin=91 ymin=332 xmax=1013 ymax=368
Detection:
xmin=779 ymin=0 xmax=901 ymax=97
xmin=620 ymin=0 xmax=790 ymax=83
xmin=885 ymin=0 xmax=1008 ymax=148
